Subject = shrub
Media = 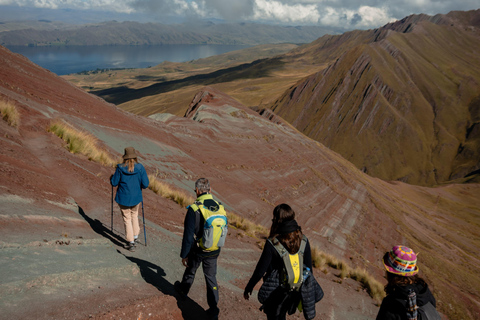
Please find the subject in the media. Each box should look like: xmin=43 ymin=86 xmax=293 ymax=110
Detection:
xmin=0 ymin=100 xmax=20 ymax=128
xmin=47 ymin=119 xmax=116 ymax=167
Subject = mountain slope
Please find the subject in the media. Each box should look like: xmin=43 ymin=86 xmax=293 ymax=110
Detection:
xmin=270 ymin=11 xmax=480 ymax=186
xmin=1 ymin=44 xmax=479 ymax=319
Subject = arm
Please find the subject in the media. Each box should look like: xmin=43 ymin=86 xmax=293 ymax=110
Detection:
xmin=180 ymin=207 xmax=196 ymax=259
xmin=110 ymin=166 xmax=120 ymax=187
xmin=140 ymin=165 xmax=149 ymax=189
xmin=244 ymin=241 xmax=275 ymax=299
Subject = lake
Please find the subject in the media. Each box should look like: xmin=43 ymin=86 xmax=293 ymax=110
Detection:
xmin=6 ymin=44 xmax=251 ymax=76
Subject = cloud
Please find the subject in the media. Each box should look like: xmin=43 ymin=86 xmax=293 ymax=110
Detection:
xmin=130 ymin=0 xmax=191 ymax=16
xmin=252 ymin=0 xmax=321 ymax=23
xmin=0 ymin=0 xmax=135 ymax=13
xmin=0 ymin=0 xmax=478 ymax=29
xmin=203 ymin=0 xmax=255 ymax=20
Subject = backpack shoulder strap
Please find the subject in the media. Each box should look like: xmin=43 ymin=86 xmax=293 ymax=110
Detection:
xmin=269 ymin=237 xmax=288 ymax=257
xmin=299 ymin=235 xmax=307 ymax=255
xmin=188 ymin=200 xmax=203 ymax=214
xmin=406 ymin=289 xmax=419 ymax=320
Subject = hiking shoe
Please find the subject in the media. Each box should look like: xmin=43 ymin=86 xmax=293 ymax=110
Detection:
xmin=174 ymin=281 xmax=187 ymax=301
xmin=124 ymin=242 xmax=135 ymax=252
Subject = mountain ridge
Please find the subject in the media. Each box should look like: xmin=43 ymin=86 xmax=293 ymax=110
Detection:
xmin=269 ymin=10 xmax=480 ymax=186
xmin=0 ymin=20 xmax=337 ymax=47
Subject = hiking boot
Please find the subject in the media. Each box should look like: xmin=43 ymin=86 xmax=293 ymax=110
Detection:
xmin=174 ymin=281 xmax=187 ymax=301
xmin=124 ymin=242 xmax=135 ymax=252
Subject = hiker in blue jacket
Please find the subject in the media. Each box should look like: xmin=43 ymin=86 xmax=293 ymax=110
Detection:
xmin=244 ymin=203 xmax=323 ymax=320
xmin=376 ymin=246 xmax=438 ymax=320
xmin=110 ymin=147 xmax=149 ymax=252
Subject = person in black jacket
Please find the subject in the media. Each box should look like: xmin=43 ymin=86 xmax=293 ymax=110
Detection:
xmin=174 ymin=178 xmax=222 ymax=320
xmin=376 ymin=246 xmax=437 ymax=320
xmin=244 ymin=203 xmax=314 ymax=320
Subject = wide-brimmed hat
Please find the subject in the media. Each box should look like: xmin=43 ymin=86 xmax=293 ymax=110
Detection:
xmin=383 ymin=245 xmax=419 ymax=276
xmin=123 ymin=147 xmax=137 ymax=160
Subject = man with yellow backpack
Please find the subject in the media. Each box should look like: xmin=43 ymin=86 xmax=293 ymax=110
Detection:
xmin=175 ymin=178 xmax=227 ymax=320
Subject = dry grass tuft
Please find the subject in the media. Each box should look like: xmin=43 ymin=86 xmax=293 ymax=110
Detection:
xmin=349 ymin=268 xmax=385 ymax=303
xmin=148 ymin=174 xmax=194 ymax=208
xmin=0 ymin=100 xmax=20 ymax=128
xmin=47 ymin=119 xmax=116 ymax=167
xmin=311 ymin=246 xmax=385 ymax=302
xmin=227 ymin=211 xmax=268 ymax=238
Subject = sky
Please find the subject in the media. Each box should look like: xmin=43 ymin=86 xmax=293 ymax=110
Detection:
xmin=0 ymin=0 xmax=479 ymax=30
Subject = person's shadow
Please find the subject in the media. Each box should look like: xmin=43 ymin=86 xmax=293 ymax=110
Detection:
xmin=122 ymin=254 xmax=209 ymax=320
xmin=78 ymin=205 xmax=125 ymax=247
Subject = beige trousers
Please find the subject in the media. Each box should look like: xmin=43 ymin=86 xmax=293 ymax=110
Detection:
xmin=119 ymin=203 xmax=140 ymax=243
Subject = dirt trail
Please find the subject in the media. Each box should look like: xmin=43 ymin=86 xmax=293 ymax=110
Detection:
xmin=0 ymin=189 xmax=380 ymax=320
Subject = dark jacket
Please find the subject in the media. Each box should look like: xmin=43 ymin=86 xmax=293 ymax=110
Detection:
xmin=376 ymin=282 xmax=436 ymax=320
xmin=300 ymin=272 xmax=324 ymax=319
xmin=245 ymin=237 xmax=318 ymax=319
xmin=111 ymin=163 xmax=149 ymax=207
xmin=180 ymin=193 xmax=221 ymax=259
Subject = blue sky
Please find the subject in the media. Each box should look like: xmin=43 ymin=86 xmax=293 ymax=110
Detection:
xmin=0 ymin=0 xmax=479 ymax=29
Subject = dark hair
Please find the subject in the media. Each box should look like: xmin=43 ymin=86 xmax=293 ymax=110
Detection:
xmin=384 ymin=272 xmax=427 ymax=295
xmin=269 ymin=203 xmax=302 ymax=254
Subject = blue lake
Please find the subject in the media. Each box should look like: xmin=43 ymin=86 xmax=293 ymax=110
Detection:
xmin=6 ymin=44 xmax=251 ymax=76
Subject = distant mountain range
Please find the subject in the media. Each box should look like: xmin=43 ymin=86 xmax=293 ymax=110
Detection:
xmin=0 ymin=20 xmax=337 ymax=46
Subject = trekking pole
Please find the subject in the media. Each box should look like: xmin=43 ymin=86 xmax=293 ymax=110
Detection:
xmin=142 ymin=201 xmax=147 ymax=246
xmin=111 ymin=185 xmax=114 ymax=232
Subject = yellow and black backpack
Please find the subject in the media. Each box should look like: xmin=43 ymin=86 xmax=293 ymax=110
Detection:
xmin=268 ymin=235 xmax=308 ymax=291
xmin=190 ymin=198 xmax=228 ymax=251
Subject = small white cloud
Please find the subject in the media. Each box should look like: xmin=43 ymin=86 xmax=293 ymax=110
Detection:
xmin=356 ymin=6 xmax=396 ymax=28
xmin=316 ymin=5 xmax=395 ymax=29
xmin=253 ymin=0 xmax=321 ymax=24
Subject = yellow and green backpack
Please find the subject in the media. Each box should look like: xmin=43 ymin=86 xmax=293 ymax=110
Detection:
xmin=190 ymin=197 xmax=228 ymax=251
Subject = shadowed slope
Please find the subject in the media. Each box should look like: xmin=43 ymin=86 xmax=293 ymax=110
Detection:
xmin=0 ymin=44 xmax=479 ymax=319
xmin=91 ymin=57 xmax=286 ymax=105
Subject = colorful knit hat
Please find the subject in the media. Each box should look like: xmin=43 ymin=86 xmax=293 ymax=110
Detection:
xmin=383 ymin=245 xmax=419 ymax=276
